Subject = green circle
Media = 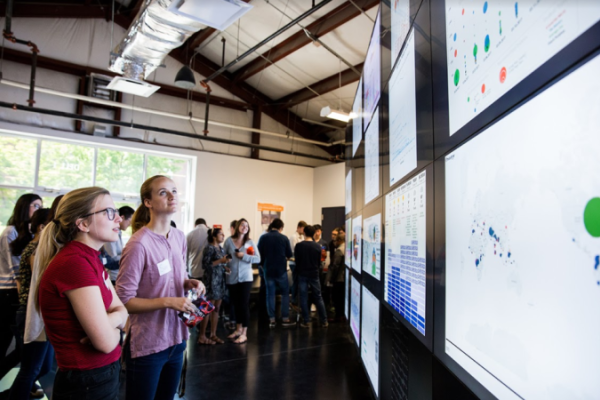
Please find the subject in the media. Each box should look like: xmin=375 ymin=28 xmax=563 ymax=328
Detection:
xmin=473 ymin=44 xmax=478 ymax=58
xmin=584 ymin=197 xmax=600 ymax=237
xmin=454 ymin=69 xmax=460 ymax=86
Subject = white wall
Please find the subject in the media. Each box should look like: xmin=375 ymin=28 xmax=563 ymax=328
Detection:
xmin=312 ymin=162 xmax=345 ymax=224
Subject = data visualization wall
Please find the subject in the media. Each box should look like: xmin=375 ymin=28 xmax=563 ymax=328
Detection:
xmin=362 ymin=286 xmax=380 ymax=397
xmin=345 ymin=268 xmax=350 ymax=319
xmin=390 ymin=0 xmax=411 ymax=67
xmin=345 ymin=218 xmax=352 ymax=268
xmin=365 ymin=108 xmax=380 ymax=205
xmin=352 ymin=80 xmax=363 ymax=157
xmin=351 ymin=275 xmax=361 ymax=345
xmin=346 ymin=170 xmax=352 ymax=215
xmin=363 ymin=10 xmax=381 ymax=131
xmin=385 ymin=170 xmax=427 ymax=336
xmin=445 ymin=0 xmax=600 ymax=135
xmin=444 ymin=52 xmax=600 ymax=400
xmin=389 ymin=29 xmax=417 ymax=187
xmin=363 ymin=213 xmax=381 ymax=280
xmin=352 ymin=215 xmax=363 ymax=273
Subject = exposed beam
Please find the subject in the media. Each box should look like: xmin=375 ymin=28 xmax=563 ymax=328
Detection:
xmin=231 ymin=0 xmax=379 ymax=83
xmin=171 ymin=47 xmax=339 ymax=157
xmin=0 ymin=47 xmax=250 ymax=112
xmin=276 ymin=62 xmax=363 ymax=109
xmin=251 ymin=105 xmax=261 ymax=159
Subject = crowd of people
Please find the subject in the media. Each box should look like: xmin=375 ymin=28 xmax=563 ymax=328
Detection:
xmin=0 ymin=175 xmax=347 ymax=400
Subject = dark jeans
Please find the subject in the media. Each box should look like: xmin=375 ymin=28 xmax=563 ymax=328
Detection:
xmin=8 ymin=306 xmax=55 ymax=400
xmin=53 ymin=360 xmax=120 ymax=400
xmin=125 ymin=340 xmax=186 ymax=400
xmin=0 ymin=288 xmax=19 ymax=379
xmin=298 ymin=275 xmax=327 ymax=324
xmin=289 ymin=263 xmax=298 ymax=304
xmin=227 ymin=282 xmax=252 ymax=328
xmin=264 ymin=272 xmax=290 ymax=320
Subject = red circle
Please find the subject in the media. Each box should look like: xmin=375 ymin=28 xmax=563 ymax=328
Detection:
xmin=454 ymin=49 xmax=458 ymax=57
xmin=499 ymin=66 xmax=507 ymax=83
xmin=481 ymin=84 xmax=486 ymax=93
xmin=462 ymin=8 xmax=465 ymax=15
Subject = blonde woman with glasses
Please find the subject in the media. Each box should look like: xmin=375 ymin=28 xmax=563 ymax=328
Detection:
xmin=35 ymin=187 xmax=128 ymax=400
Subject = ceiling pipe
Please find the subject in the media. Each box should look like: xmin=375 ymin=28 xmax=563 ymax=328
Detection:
xmin=202 ymin=0 xmax=332 ymax=83
xmin=0 ymin=79 xmax=345 ymax=146
xmin=0 ymin=101 xmax=340 ymax=163
xmin=2 ymin=0 xmax=39 ymax=106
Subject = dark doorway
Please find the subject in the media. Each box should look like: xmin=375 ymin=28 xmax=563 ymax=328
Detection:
xmin=321 ymin=206 xmax=345 ymax=245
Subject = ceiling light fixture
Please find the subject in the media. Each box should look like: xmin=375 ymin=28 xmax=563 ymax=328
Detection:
xmin=174 ymin=65 xmax=196 ymax=89
xmin=320 ymin=106 xmax=351 ymax=123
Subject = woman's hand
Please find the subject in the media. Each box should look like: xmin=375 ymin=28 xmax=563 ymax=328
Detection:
xmin=166 ymin=297 xmax=194 ymax=313
xmin=235 ymin=251 xmax=244 ymax=259
xmin=224 ymin=266 xmax=231 ymax=274
xmin=219 ymin=256 xmax=229 ymax=264
xmin=184 ymin=279 xmax=206 ymax=295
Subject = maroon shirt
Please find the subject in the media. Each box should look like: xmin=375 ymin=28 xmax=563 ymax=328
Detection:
xmin=40 ymin=240 xmax=121 ymax=370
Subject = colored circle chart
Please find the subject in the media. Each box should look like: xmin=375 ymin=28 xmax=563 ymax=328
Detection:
xmin=484 ymin=35 xmax=490 ymax=52
xmin=500 ymin=66 xmax=507 ymax=83
xmin=584 ymin=197 xmax=600 ymax=237
xmin=454 ymin=69 xmax=460 ymax=86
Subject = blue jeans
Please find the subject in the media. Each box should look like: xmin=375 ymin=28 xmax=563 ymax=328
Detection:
xmin=9 ymin=305 xmax=55 ymax=399
xmin=125 ymin=340 xmax=186 ymax=400
xmin=53 ymin=360 xmax=120 ymax=400
xmin=265 ymin=272 xmax=290 ymax=320
xmin=298 ymin=276 xmax=327 ymax=324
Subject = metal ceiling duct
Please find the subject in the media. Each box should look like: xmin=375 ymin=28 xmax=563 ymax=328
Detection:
xmin=109 ymin=0 xmax=206 ymax=80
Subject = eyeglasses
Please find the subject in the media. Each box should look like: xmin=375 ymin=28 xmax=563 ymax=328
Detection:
xmin=82 ymin=208 xmax=118 ymax=221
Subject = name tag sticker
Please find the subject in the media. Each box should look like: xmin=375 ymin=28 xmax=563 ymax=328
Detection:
xmin=157 ymin=259 xmax=172 ymax=276
xmin=102 ymin=257 xmax=107 ymax=265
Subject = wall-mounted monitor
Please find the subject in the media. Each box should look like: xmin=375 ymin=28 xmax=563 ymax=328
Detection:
xmin=345 ymin=218 xmax=352 ymax=268
xmin=346 ymin=169 xmax=352 ymax=215
xmin=363 ymin=9 xmax=382 ymax=131
xmin=352 ymin=215 xmax=363 ymax=273
xmin=442 ymin=51 xmax=600 ymax=400
xmin=345 ymin=268 xmax=350 ymax=319
xmin=365 ymin=108 xmax=380 ymax=205
xmin=351 ymin=275 xmax=362 ymax=346
xmin=363 ymin=213 xmax=382 ymax=281
xmin=352 ymin=79 xmax=363 ymax=158
xmin=390 ymin=0 xmax=411 ymax=67
xmin=389 ymin=28 xmax=417 ymax=187
xmin=361 ymin=285 xmax=380 ymax=397
xmin=385 ymin=170 xmax=426 ymax=336
xmin=445 ymin=0 xmax=600 ymax=135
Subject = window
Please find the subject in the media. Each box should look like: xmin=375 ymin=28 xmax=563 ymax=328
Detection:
xmin=0 ymin=133 xmax=194 ymax=232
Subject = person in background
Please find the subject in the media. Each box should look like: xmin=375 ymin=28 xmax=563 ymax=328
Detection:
xmin=37 ymin=187 xmax=128 ymax=400
xmin=223 ymin=219 xmax=238 ymax=330
xmin=313 ymin=224 xmax=331 ymax=314
xmin=327 ymin=226 xmax=346 ymax=322
xmin=0 ymin=193 xmax=42 ymax=380
xmin=7 ymin=208 xmax=52 ymax=400
xmin=117 ymin=175 xmax=204 ymax=400
xmin=313 ymin=225 xmax=328 ymax=248
xmin=288 ymin=220 xmax=307 ymax=310
xmin=224 ymin=218 xmax=260 ymax=344
xmin=329 ymin=228 xmax=338 ymax=255
xmin=103 ymin=205 xmax=135 ymax=285
xmin=295 ymin=225 xmax=328 ymax=328
xmin=197 ymin=227 xmax=229 ymax=345
xmin=186 ymin=217 xmax=209 ymax=280
xmin=257 ymin=218 xmax=295 ymax=329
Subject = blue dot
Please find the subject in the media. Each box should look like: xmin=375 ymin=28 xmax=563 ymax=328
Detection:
xmin=454 ymin=33 xmax=457 ymax=41
xmin=508 ymin=252 xmax=511 ymax=258
xmin=500 ymin=253 xmax=503 ymax=257
xmin=483 ymin=2 xmax=488 ymax=13
xmin=475 ymin=259 xmax=480 ymax=267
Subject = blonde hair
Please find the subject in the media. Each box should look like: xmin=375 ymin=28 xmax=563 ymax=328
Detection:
xmin=33 ymin=187 xmax=110 ymax=309
xmin=131 ymin=175 xmax=170 ymax=234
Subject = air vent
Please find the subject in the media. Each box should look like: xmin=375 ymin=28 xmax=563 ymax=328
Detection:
xmin=106 ymin=76 xmax=160 ymax=98
xmin=88 ymin=73 xmax=117 ymax=101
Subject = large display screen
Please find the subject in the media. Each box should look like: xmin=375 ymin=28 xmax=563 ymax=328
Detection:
xmin=389 ymin=29 xmax=417 ymax=187
xmin=363 ymin=10 xmax=381 ymax=131
xmin=365 ymin=108 xmax=380 ymax=205
xmin=390 ymin=0 xmax=411 ymax=67
xmin=363 ymin=213 xmax=381 ymax=280
xmin=361 ymin=285 xmax=380 ymax=397
xmin=345 ymin=268 xmax=350 ymax=319
xmin=346 ymin=170 xmax=352 ymax=215
xmin=445 ymin=0 xmax=600 ymax=135
xmin=352 ymin=79 xmax=363 ymax=158
xmin=350 ymin=275 xmax=361 ymax=345
xmin=345 ymin=218 xmax=352 ymax=268
xmin=385 ymin=170 xmax=426 ymax=336
xmin=444 ymin=52 xmax=600 ymax=399
xmin=351 ymin=215 xmax=363 ymax=273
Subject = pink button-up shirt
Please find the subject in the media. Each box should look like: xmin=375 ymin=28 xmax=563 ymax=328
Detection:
xmin=116 ymin=226 xmax=189 ymax=358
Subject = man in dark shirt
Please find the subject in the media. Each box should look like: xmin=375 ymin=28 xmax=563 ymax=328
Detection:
xmin=295 ymin=225 xmax=328 ymax=328
xmin=257 ymin=219 xmax=295 ymax=328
